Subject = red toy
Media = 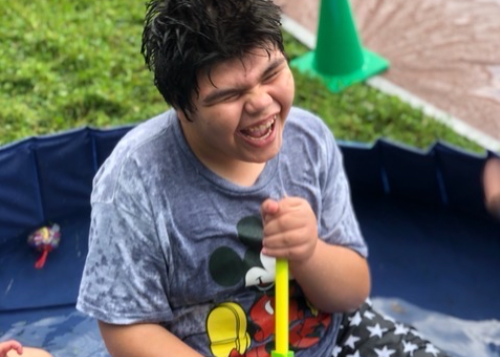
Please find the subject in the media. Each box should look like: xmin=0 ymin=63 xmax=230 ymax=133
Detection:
xmin=27 ymin=224 xmax=61 ymax=269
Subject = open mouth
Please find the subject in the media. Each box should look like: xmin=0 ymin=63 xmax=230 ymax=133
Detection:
xmin=238 ymin=115 xmax=277 ymax=142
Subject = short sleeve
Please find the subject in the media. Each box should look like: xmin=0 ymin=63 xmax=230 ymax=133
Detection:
xmin=318 ymin=131 xmax=368 ymax=258
xmin=76 ymin=157 xmax=173 ymax=325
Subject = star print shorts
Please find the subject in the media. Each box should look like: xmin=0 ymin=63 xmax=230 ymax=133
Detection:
xmin=333 ymin=299 xmax=450 ymax=357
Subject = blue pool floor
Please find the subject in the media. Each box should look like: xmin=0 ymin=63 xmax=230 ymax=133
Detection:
xmin=1 ymin=194 xmax=500 ymax=356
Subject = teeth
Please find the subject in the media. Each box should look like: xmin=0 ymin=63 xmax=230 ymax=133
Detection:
xmin=246 ymin=116 xmax=276 ymax=132
xmin=239 ymin=115 xmax=278 ymax=141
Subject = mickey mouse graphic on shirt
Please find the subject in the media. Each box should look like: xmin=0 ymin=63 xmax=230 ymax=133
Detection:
xmin=206 ymin=216 xmax=332 ymax=357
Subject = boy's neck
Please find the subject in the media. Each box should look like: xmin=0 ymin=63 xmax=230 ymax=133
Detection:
xmin=202 ymin=158 xmax=267 ymax=187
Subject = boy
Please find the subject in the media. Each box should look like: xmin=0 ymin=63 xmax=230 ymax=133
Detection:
xmin=77 ymin=0 xmax=450 ymax=356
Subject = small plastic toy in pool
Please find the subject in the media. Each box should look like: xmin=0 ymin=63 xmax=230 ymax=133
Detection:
xmin=27 ymin=224 xmax=61 ymax=269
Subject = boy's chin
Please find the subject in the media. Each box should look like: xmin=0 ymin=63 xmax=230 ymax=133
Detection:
xmin=244 ymin=147 xmax=281 ymax=163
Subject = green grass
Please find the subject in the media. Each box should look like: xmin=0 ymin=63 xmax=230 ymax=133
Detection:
xmin=0 ymin=0 xmax=483 ymax=153
xmin=0 ymin=0 xmax=166 ymax=142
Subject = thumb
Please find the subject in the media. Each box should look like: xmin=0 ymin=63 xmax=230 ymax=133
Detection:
xmin=261 ymin=198 xmax=280 ymax=222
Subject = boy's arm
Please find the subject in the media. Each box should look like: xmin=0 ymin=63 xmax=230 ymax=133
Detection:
xmin=99 ymin=322 xmax=203 ymax=357
xmin=289 ymin=239 xmax=370 ymax=313
xmin=261 ymin=197 xmax=370 ymax=314
xmin=484 ymin=157 xmax=500 ymax=218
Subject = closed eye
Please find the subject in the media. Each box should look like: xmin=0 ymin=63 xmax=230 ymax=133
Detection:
xmin=204 ymin=89 xmax=241 ymax=105
xmin=262 ymin=59 xmax=286 ymax=83
xmin=222 ymin=92 xmax=241 ymax=102
xmin=262 ymin=70 xmax=280 ymax=83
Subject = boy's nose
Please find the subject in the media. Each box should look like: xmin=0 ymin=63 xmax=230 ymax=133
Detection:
xmin=244 ymin=87 xmax=273 ymax=115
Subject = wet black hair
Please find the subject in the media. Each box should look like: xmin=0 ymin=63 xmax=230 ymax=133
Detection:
xmin=141 ymin=0 xmax=285 ymax=119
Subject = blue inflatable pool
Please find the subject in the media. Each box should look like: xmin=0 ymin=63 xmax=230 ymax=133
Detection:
xmin=1 ymin=126 xmax=499 ymax=356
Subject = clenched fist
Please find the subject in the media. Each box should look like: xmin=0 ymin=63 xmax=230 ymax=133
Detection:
xmin=260 ymin=196 xmax=318 ymax=262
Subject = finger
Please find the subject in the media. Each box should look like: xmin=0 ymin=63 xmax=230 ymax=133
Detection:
xmin=6 ymin=341 xmax=22 ymax=351
xmin=280 ymin=196 xmax=306 ymax=208
xmin=262 ymin=244 xmax=311 ymax=261
xmin=261 ymin=245 xmax=291 ymax=259
xmin=263 ymin=231 xmax=305 ymax=249
xmin=0 ymin=340 xmax=23 ymax=355
xmin=263 ymin=213 xmax=305 ymax=237
xmin=261 ymin=198 xmax=279 ymax=222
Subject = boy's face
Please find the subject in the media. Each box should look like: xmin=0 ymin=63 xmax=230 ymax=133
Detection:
xmin=178 ymin=47 xmax=295 ymax=170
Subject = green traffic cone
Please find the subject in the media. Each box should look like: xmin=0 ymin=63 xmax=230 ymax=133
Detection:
xmin=290 ymin=0 xmax=389 ymax=92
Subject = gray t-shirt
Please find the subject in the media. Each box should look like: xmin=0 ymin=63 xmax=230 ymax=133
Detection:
xmin=77 ymin=106 xmax=368 ymax=357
